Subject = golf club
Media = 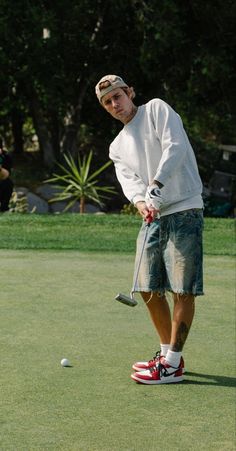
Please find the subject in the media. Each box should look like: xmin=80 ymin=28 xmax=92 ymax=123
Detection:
xmin=115 ymin=215 xmax=152 ymax=307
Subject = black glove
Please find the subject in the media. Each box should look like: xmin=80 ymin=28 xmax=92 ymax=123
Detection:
xmin=145 ymin=184 xmax=162 ymax=210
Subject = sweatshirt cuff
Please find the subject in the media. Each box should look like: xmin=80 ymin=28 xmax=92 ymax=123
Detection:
xmin=132 ymin=194 xmax=146 ymax=205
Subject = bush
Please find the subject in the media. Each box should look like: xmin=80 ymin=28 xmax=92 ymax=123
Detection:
xmin=120 ymin=203 xmax=139 ymax=216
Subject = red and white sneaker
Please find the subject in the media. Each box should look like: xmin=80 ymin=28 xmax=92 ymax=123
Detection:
xmin=131 ymin=358 xmax=183 ymax=385
xmin=132 ymin=352 xmax=185 ymax=373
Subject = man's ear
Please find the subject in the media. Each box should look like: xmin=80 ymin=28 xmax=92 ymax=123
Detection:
xmin=127 ymin=87 xmax=136 ymax=100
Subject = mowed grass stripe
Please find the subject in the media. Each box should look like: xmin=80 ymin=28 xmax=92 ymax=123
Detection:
xmin=0 ymin=214 xmax=235 ymax=255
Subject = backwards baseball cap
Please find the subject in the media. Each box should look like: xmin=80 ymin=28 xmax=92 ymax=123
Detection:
xmin=95 ymin=75 xmax=128 ymax=103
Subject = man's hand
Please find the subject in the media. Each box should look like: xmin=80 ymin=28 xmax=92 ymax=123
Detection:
xmin=135 ymin=201 xmax=149 ymax=219
xmin=145 ymin=184 xmax=162 ymax=210
xmin=135 ymin=201 xmax=159 ymax=223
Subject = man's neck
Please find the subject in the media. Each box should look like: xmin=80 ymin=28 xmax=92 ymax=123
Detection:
xmin=122 ymin=105 xmax=138 ymax=125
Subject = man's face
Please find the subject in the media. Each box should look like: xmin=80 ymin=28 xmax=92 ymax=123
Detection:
xmin=101 ymin=88 xmax=135 ymax=124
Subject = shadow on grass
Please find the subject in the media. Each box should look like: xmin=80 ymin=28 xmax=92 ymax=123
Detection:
xmin=184 ymin=371 xmax=236 ymax=387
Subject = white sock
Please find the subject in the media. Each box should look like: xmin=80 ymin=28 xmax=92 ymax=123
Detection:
xmin=160 ymin=344 xmax=170 ymax=357
xmin=165 ymin=350 xmax=182 ymax=368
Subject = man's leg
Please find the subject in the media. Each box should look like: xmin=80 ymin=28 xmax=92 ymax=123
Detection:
xmin=164 ymin=293 xmax=195 ymax=368
xmin=141 ymin=291 xmax=172 ymax=344
xmin=131 ymin=294 xmax=186 ymax=383
xmin=170 ymin=293 xmax=195 ymax=351
xmin=134 ymin=220 xmax=171 ymax=344
xmin=131 ymin=291 xmax=172 ymax=372
xmin=162 ymin=209 xmax=203 ymax=368
xmin=131 ymin=294 xmax=190 ymax=383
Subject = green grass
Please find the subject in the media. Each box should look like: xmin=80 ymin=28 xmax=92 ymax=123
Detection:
xmin=0 ymin=214 xmax=235 ymax=255
xmin=0 ymin=250 xmax=235 ymax=450
xmin=0 ymin=216 xmax=235 ymax=449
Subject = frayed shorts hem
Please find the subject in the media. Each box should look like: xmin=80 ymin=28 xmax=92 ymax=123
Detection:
xmin=134 ymin=288 xmax=204 ymax=297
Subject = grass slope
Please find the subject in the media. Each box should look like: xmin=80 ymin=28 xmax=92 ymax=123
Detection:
xmin=0 ymin=250 xmax=235 ymax=450
xmin=0 ymin=214 xmax=235 ymax=255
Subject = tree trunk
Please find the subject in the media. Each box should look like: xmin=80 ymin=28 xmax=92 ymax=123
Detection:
xmin=80 ymin=195 xmax=85 ymax=213
xmin=30 ymin=93 xmax=56 ymax=169
xmin=11 ymin=106 xmax=24 ymax=154
xmin=62 ymin=80 xmax=90 ymax=158
xmin=62 ymin=124 xmax=79 ymax=159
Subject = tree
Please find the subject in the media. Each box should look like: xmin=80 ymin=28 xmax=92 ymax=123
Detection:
xmin=132 ymin=0 xmax=236 ymax=144
xmin=0 ymin=0 xmax=235 ymax=189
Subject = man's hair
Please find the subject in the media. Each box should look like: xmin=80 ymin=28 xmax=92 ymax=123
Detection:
xmin=122 ymin=86 xmax=136 ymax=100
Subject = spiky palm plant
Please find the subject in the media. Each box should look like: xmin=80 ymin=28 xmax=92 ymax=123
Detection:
xmin=45 ymin=151 xmax=116 ymax=213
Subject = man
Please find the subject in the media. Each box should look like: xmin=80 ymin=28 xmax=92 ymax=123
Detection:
xmin=95 ymin=75 xmax=204 ymax=384
xmin=0 ymin=138 xmax=14 ymax=212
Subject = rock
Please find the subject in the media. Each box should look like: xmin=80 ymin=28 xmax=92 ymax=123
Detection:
xmin=13 ymin=184 xmax=102 ymax=214
xmin=49 ymin=201 xmax=100 ymax=214
xmin=26 ymin=192 xmax=49 ymax=213
xmin=85 ymin=204 xmax=100 ymax=213
xmin=15 ymin=187 xmax=29 ymax=196
xmin=49 ymin=200 xmax=80 ymax=213
xmin=35 ymin=183 xmax=63 ymax=200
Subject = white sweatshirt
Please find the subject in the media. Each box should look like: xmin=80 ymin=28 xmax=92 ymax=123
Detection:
xmin=109 ymin=98 xmax=203 ymax=216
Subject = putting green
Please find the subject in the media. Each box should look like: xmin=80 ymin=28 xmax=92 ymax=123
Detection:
xmin=0 ymin=250 xmax=235 ymax=450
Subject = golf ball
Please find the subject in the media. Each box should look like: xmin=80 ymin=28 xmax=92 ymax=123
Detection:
xmin=61 ymin=358 xmax=70 ymax=367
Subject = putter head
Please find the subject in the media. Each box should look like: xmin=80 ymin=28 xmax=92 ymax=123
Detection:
xmin=115 ymin=293 xmax=138 ymax=307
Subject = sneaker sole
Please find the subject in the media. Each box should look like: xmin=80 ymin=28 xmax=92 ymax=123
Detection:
xmin=131 ymin=373 xmax=183 ymax=384
xmin=132 ymin=364 xmax=185 ymax=374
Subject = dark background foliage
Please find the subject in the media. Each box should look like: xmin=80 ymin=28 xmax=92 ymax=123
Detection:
xmin=0 ymin=0 xmax=235 ymax=208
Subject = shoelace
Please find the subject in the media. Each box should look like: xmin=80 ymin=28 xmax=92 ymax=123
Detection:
xmin=148 ymin=350 xmax=161 ymax=364
xmin=150 ymin=361 xmax=163 ymax=374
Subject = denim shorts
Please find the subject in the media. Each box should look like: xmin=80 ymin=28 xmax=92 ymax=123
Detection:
xmin=133 ymin=209 xmax=204 ymax=296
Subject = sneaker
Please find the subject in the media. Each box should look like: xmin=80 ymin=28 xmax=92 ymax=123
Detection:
xmin=131 ymin=358 xmax=183 ymax=385
xmin=132 ymin=352 xmax=185 ymax=373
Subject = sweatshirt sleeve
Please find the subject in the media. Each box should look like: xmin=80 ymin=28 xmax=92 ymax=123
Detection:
xmin=109 ymin=148 xmax=146 ymax=205
xmin=151 ymin=100 xmax=190 ymax=186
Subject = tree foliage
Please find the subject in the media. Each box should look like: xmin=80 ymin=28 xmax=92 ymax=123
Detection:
xmin=0 ymin=0 xmax=235 ymax=183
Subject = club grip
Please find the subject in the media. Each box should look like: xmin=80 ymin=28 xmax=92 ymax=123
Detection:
xmin=145 ymin=213 xmax=153 ymax=224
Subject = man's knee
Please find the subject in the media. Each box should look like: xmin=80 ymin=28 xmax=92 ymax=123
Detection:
xmin=173 ymin=293 xmax=195 ymax=308
xmin=141 ymin=291 xmax=166 ymax=305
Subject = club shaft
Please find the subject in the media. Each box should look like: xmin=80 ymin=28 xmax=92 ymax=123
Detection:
xmin=132 ymin=223 xmax=149 ymax=293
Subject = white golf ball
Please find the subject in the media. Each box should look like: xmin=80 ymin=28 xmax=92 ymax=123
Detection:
xmin=61 ymin=358 xmax=70 ymax=367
